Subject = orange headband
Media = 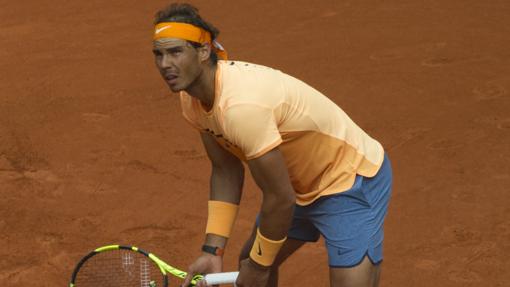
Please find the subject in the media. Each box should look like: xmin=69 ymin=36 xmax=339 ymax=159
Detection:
xmin=154 ymin=22 xmax=227 ymax=60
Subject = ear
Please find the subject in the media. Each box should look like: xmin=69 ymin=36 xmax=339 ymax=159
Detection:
xmin=198 ymin=43 xmax=212 ymax=63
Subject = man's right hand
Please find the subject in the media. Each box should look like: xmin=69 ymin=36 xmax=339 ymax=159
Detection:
xmin=181 ymin=253 xmax=223 ymax=287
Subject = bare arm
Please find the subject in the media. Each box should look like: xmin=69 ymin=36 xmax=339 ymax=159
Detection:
xmin=182 ymin=133 xmax=245 ymax=287
xmin=247 ymin=147 xmax=295 ymax=241
xmin=200 ymin=132 xmax=245 ymax=248
xmin=233 ymin=147 xmax=295 ymax=286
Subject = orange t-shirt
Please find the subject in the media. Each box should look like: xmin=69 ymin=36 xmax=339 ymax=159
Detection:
xmin=180 ymin=60 xmax=384 ymax=205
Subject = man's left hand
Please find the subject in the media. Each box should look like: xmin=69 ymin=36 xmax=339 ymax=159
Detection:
xmin=235 ymin=258 xmax=271 ymax=287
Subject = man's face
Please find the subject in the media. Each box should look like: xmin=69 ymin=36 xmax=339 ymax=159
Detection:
xmin=153 ymin=38 xmax=204 ymax=92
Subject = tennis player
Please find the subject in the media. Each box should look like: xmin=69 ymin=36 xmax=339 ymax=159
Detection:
xmin=152 ymin=4 xmax=393 ymax=287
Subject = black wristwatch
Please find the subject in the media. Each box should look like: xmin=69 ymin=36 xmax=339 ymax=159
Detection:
xmin=201 ymin=245 xmax=225 ymax=256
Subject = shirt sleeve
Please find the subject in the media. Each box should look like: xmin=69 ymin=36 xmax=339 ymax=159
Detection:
xmin=222 ymin=104 xmax=282 ymax=160
xmin=179 ymin=92 xmax=204 ymax=130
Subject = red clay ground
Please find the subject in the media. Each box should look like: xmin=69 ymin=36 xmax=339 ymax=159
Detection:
xmin=1 ymin=1 xmax=509 ymax=286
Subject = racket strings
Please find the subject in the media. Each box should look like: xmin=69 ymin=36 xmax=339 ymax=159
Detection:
xmin=74 ymin=250 xmax=164 ymax=287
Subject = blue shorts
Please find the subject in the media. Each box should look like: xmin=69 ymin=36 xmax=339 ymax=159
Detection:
xmin=258 ymin=153 xmax=393 ymax=268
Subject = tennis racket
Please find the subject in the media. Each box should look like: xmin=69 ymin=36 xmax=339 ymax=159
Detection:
xmin=69 ymin=244 xmax=239 ymax=286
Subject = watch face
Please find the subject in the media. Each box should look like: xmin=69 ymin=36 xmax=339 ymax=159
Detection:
xmin=215 ymin=247 xmax=224 ymax=256
xmin=202 ymin=245 xmax=224 ymax=256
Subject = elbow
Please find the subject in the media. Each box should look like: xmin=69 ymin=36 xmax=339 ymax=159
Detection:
xmin=267 ymin=188 xmax=295 ymax=211
xmin=284 ymin=191 xmax=296 ymax=208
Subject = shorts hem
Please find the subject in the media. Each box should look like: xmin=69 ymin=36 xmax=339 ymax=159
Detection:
xmin=287 ymin=236 xmax=319 ymax=243
xmin=328 ymin=251 xmax=383 ymax=268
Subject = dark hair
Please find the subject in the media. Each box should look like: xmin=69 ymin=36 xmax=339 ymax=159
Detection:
xmin=154 ymin=3 xmax=220 ymax=64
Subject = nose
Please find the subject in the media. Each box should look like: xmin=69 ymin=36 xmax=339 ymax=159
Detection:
xmin=158 ymin=53 xmax=174 ymax=69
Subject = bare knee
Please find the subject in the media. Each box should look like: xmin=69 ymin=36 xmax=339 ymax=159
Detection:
xmin=330 ymin=256 xmax=381 ymax=287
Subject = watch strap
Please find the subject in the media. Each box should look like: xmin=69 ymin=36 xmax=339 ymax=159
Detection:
xmin=201 ymin=245 xmax=224 ymax=256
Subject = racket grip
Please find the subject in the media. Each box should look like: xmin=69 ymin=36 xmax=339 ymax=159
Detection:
xmin=204 ymin=271 xmax=239 ymax=285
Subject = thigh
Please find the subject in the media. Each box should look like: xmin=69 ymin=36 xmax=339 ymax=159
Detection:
xmin=330 ymin=255 xmax=381 ymax=287
xmin=308 ymin=155 xmax=393 ymax=267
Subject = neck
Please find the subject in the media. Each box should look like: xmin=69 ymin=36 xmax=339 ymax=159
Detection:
xmin=185 ymin=63 xmax=217 ymax=111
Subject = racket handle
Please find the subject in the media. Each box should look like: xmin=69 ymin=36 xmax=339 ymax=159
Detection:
xmin=204 ymin=271 xmax=239 ymax=285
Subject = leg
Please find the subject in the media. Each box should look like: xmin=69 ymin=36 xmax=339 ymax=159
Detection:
xmin=316 ymin=155 xmax=392 ymax=287
xmin=239 ymin=224 xmax=306 ymax=287
xmin=329 ymin=256 xmax=381 ymax=287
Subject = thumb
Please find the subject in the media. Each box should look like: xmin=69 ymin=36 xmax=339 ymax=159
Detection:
xmin=181 ymin=268 xmax=195 ymax=287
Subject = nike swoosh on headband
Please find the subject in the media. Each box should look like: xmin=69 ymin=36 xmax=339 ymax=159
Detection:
xmin=155 ymin=25 xmax=171 ymax=35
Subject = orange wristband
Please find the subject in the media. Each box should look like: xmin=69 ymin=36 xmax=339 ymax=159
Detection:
xmin=205 ymin=200 xmax=239 ymax=238
xmin=249 ymin=228 xmax=287 ymax=267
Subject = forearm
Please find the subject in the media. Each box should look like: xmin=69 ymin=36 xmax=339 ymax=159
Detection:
xmin=204 ymin=162 xmax=245 ymax=249
xmin=210 ymin=162 xmax=244 ymax=204
xmin=247 ymin=148 xmax=295 ymax=241
xmin=244 ymin=147 xmax=296 ymax=268
xmin=258 ymin=188 xmax=295 ymax=240
xmin=247 ymin=186 xmax=295 ymax=268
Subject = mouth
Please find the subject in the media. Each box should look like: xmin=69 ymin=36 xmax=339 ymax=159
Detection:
xmin=164 ymin=74 xmax=178 ymax=85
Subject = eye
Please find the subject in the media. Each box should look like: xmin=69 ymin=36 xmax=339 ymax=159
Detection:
xmin=166 ymin=47 xmax=184 ymax=55
xmin=152 ymin=50 xmax=162 ymax=57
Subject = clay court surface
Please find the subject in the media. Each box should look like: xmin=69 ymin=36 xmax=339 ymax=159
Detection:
xmin=1 ymin=0 xmax=509 ymax=286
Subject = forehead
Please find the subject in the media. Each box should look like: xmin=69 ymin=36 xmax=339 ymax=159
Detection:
xmin=153 ymin=38 xmax=188 ymax=49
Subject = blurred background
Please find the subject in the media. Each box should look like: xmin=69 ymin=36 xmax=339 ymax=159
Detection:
xmin=0 ymin=1 xmax=509 ymax=286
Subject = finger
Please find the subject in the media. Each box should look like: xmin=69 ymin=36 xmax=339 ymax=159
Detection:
xmin=197 ymin=277 xmax=208 ymax=287
xmin=181 ymin=272 xmax=193 ymax=287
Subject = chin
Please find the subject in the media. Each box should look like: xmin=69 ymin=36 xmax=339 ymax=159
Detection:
xmin=169 ymin=86 xmax=181 ymax=93
xmin=167 ymin=83 xmax=184 ymax=93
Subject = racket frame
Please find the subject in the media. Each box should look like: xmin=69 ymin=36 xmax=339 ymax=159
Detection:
xmin=69 ymin=244 xmax=203 ymax=287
